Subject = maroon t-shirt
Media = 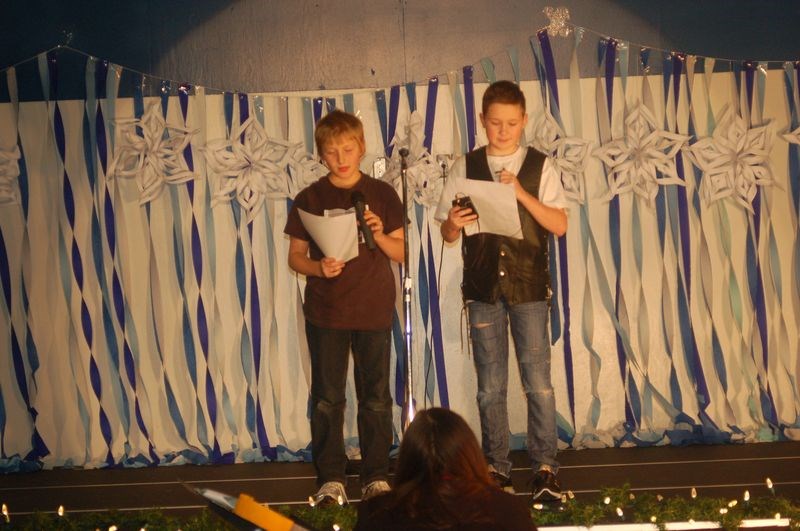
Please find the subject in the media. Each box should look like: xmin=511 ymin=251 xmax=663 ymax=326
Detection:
xmin=284 ymin=173 xmax=404 ymax=330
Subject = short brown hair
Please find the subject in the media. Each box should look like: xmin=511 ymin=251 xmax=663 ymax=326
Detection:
xmin=314 ymin=110 xmax=365 ymax=154
xmin=481 ymin=80 xmax=526 ymax=115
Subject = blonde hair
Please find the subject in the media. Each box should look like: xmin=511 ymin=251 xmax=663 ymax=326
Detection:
xmin=314 ymin=110 xmax=365 ymax=154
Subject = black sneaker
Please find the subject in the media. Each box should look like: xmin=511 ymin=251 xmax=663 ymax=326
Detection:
xmin=531 ymin=470 xmax=561 ymax=502
xmin=489 ymin=471 xmax=515 ymax=493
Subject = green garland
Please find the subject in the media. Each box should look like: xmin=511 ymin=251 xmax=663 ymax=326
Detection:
xmin=4 ymin=486 xmax=798 ymax=530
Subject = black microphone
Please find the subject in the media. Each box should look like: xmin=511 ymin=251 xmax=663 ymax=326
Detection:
xmin=351 ymin=191 xmax=376 ymax=250
xmin=399 ymin=148 xmax=409 ymax=170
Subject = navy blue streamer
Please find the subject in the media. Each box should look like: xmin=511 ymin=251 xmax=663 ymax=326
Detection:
xmin=672 ymin=54 xmax=713 ymax=425
xmin=743 ymin=62 xmax=778 ymax=427
xmin=49 ymin=50 xmax=115 ymax=465
xmin=375 ymin=89 xmax=388 ymax=155
xmin=387 ymin=85 xmax=400 ymax=157
xmin=423 ymin=77 xmax=439 ymax=153
xmin=535 ymin=30 xmax=575 ymax=428
xmin=463 ymin=66 xmax=476 ymax=152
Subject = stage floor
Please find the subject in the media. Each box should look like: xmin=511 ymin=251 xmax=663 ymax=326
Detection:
xmin=2 ymin=441 xmax=799 ymax=520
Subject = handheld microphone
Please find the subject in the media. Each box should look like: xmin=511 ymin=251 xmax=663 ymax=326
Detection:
xmin=351 ymin=191 xmax=376 ymax=251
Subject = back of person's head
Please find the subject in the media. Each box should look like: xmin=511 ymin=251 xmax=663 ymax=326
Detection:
xmin=314 ymin=109 xmax=365 ymax=154
xmin=395 ymin=407 xmax=491 ymax=487
xmin=389 ymin=408 xmax=493 ymax=527
xmin=482 ymin=80 xmax=526 ymax=115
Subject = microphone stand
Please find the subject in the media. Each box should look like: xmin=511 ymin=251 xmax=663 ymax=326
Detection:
xmin=398 ymin=148 xmax=415 ymax=432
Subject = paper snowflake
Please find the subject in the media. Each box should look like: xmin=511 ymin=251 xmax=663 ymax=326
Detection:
xmin=686 ymin=107 xmax=774 ymax=212
xmin=204 ymin=116 xmax=326 ymax=222
xmin=381 ymin=111 xmax=444 ymax=207
xmin=781 ymin=125 xmax=800 ymax=148
xmin=594 ymin=102 xmax=690 ymax=205
xmin=531 ymin=111 xmax=591 ymax=204
xmin=107 ymin=104 xmax=197 ymax=205
xmin=0 ymin=145 xmax=21 ymax=205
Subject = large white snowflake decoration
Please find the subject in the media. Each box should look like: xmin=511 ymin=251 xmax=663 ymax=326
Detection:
xmin=204 ymin=116 xmax=326 ymax=222
xmin=594 ymin=102 xmax=690 ymax=205
xmin=531 ymin=111 xmax=592 ymax=204
xmin=381 ymin=111 xmax=444 ymax=207
xmin=107 ymin=104 xmax=197 ymax=205
xmin=0 ymin=145 xmax=21 ymax=205
xmin=686 ymin=107 xmax=774 ymax=212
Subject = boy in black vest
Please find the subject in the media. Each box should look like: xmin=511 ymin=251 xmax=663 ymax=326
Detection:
xmin=435 ymin=80 xmax=567 ymax=503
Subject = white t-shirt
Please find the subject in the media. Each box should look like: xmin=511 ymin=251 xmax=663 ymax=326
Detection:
xmin=434 ymin=146 xmax=567 ymax=222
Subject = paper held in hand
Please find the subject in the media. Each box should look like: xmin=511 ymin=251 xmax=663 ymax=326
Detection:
xmin=459 ymin=180 xmax=523 ymax=239
xmin=298 ymin=208 xmax=360 ymax=262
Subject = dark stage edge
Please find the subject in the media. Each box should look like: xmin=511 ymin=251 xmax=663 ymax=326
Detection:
xmin=1 ymin=441 xmax=799 ymax=521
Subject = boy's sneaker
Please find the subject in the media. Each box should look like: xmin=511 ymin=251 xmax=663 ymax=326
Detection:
xmin=488 ymin=466 xmax=515 ymax=493
xmin=309 ymin=481 xmax=348 ymax=507
xmin=531 ymin=470 xmax=561 ymax=503
xmin=361 ymin=479 xmax=391 ymax=500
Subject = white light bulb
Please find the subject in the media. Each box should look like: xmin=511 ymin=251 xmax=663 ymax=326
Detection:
xmin=690 ymin=487 xmax=697 ymax=498
xmin=616 ymin=507 xmax=623 ymax=517
xmin=744 ymin=490 xmax=750 ymax=502
xmin=603 ymin=496 xmax=611 ymax=505
xmin=57 ymin=505 xmax=65 ymax=517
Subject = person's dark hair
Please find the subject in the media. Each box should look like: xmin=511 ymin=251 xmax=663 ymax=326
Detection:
xmin=482 ymin=80 xmax=526 ymax=115
xmin=388 ymin=407 xmax=495 ymax=527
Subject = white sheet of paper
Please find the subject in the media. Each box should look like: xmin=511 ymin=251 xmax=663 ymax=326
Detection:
xmin=460 ymin=180 xmax=523 ymax=239
xmin=298 ymin=208 xmax=360 ymax=262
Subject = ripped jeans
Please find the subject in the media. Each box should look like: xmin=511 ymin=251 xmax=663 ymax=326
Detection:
xmin=306 ymin=322 xmax=393 ymax=486
xmin=468 ymin=298 xmax=559 ymax=477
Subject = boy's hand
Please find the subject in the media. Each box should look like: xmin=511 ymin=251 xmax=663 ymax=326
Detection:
xmin=319 ymin=256 xmax=345 ymax=278
xmin=498 ymin=168 xmax=524 ymax=199
xmin=362 ymin=210 xmax=386 ymax=243
xmin=446 ymin=204 xmax=478 ymax=231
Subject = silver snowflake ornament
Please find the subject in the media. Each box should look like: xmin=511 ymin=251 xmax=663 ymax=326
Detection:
xmin=543 ymin=6 xmax=571 ymax=37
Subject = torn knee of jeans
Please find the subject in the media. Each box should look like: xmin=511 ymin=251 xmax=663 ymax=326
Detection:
xmin=528 ymin=388 xmax=554 ymax=397
xmin=473 ymin=321 xmax=491 ymax=329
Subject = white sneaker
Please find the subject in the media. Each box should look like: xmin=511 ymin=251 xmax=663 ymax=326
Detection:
xmin=309 ymin=481 xmax=348 ymax=507
xmin=361 ymin=479 xmax=391 ymax=500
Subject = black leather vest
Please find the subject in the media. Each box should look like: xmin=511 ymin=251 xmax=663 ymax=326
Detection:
xmin=461 ymin=147 xmax=550 ymax=304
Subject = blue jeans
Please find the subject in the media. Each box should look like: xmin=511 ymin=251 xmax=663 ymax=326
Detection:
xmin=305 ymin=321 xmax=393 ymax=486
xmin=468 ymin=299 xmax=559 ymax=477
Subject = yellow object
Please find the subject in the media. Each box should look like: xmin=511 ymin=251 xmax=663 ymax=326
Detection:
xmin=233 ymin=494 xmax=295 ymax=531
